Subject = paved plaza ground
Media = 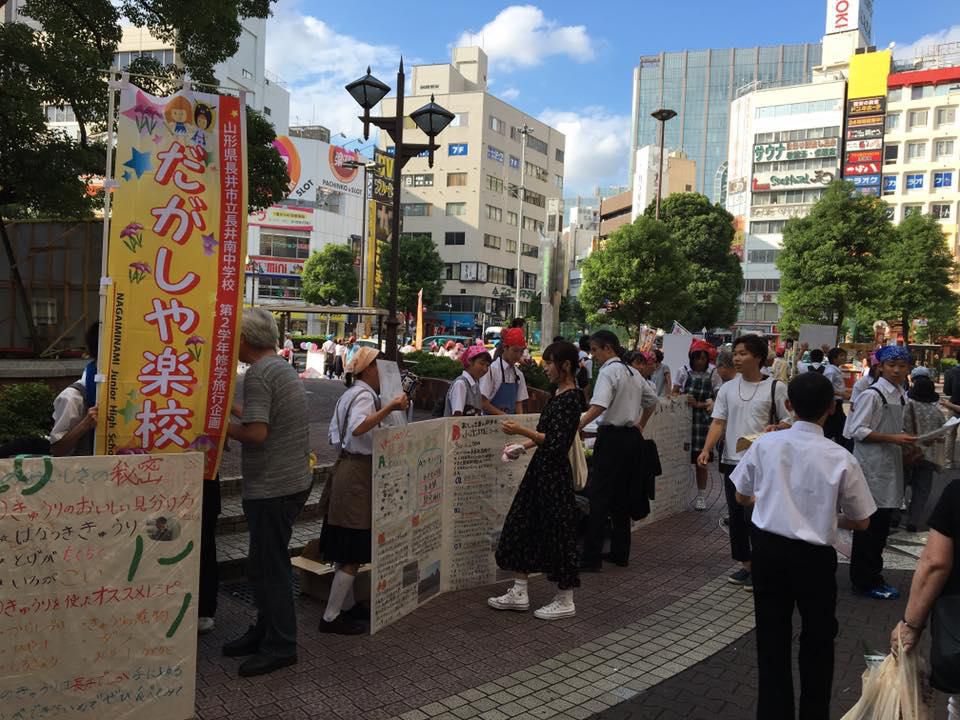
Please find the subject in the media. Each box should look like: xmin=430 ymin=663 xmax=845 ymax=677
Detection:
xmin=196 ymin=457 xmax=950 ymax=720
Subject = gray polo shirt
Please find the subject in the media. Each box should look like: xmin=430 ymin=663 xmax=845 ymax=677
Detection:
xmin=240 ymin=355 xmax=311 ymax=500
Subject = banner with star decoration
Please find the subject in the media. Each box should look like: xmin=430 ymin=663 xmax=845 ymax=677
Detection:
xmin=97 ymin=86 xmax=247 ymax=481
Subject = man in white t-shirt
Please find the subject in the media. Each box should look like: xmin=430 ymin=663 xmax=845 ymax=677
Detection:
xmin=321 ymin=336 xmax=336 ymax=378
xmin=699 ymin=334 xmax=791 ymax=591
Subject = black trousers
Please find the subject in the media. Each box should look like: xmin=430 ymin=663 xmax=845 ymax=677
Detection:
xmin=583 ymin=426 xmax=640 ymax=565
xmin=752 ymin=528 xmax=839 ymax=720
xmin=198 ymin=478 xmax=222 ymax=618
xmin=722 ymin=464 xmax=752 ymax=563
xmin=243 ymin=488 xmax=310 ymax=658
xmin=823 ymin=404 xmax=852 ymax=451
xmin=850 ymin=508 xmax=893 ymax=592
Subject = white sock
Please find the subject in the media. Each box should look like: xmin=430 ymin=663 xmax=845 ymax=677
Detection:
xmin=557 ymin=589 xmax=574 ymax=606
xmin=342 ymin=580 xmax=356 ymax=612
xmin=513 ymin=579 xmax=528 ymax=594
xmin=697 ymin=489 xmax=705 ymax=498
xmin=323 ymin=570 xmax=355 ymax=622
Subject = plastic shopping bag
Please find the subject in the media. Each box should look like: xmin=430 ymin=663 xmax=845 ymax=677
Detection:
xmin=841 ymin=632 xmax=933 ymax=720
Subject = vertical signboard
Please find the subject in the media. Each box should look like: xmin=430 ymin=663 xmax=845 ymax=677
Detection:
xmin=98 ymin=87 xmax=247 ymax=480
xmin=366 ymin=149 xmax=395 ymax=306
xmin=842 ymin=50 xmax=891 ymax=197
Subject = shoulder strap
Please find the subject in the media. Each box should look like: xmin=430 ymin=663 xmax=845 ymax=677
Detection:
xmin=866 ymin=385 xmax=888 ymax=405
xmin=337 ymin=387 xmax=380 ymax=448
xmin=616 ymin=360 xmax=634 ymax=376
xmin=768 ymin=379 xmax=779 ymax=426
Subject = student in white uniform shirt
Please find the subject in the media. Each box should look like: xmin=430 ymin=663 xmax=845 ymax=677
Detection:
xmin=842 ymin=344 xmax=917 ymax=600
xmin=698 ymin=334 xmax=791 ymax=591
xmin=822 ymin=347 xmax=852 ymax=449
xmin=578 ymin=331 xmax=659 ymax=571
xmin=480 ymin=328 xmax=529 ymax=415
xmin=732 ymin=372 xmax=874 ymax=720
xmin=445 ymin=346 xmax=492 ymax=416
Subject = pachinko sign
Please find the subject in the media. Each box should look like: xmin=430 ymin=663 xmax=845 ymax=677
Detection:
xmin=97 ymin=86 xmax=247 ymax=480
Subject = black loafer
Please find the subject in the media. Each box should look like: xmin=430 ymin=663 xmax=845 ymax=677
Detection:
xmin=222 ymin=625 xmax=263 ymax=657
xmin=318 ymin=614 xmax=366 ymax=635
xmin=578 ymin=560 xmax=602 ymax=572
xmin=238 ymin=653 xmax=297 ymax=677
xmin=601 ymin=552 xmax=629 ymax=567
xmin=342 ymin=603 xmax=371 ymax=623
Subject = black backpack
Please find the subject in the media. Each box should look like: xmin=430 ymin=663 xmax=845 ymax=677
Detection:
xmin=576 ymin=362 xmax=590 ymax=389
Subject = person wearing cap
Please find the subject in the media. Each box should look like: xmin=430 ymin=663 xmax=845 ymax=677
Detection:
xmin=843 ymin=344 xmax=918 ymax=599
xmin=445 ymin=345 xmax=492 ymax=416
xmin=578 ymin=330 xmax=659 ymax=571
xmin=903 ymin=374 xmax=946 ymax=532
xmin=481 ymin=327 xmax=530 ymax=415
xmin=318 ymin=346 xmax=410 ymax=634
xmin=223 ymin=308 xmax=311 ymax=677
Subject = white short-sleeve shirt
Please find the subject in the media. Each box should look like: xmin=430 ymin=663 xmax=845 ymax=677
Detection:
xmin=49 ymin=375 xmax=87 ymax=444
xmin=328 ymin=380 xmax=380 ymax=455
xmin=448 ymin=371 xmax=479 ymax=414
xmin=711 ymin=376 xmax=791 ymax=465
xmin=479 ymin=357 xmax=529 ymax=405
xmin=591 ymin=358 xmax=659 ymax=426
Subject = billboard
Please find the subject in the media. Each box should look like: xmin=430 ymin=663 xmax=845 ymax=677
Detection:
xmin=752 ymin=169 xmax=835 ymax=191
xmin=754 ymin=138 xmax=838 ymax=163
xmin=843 ymin=49 xmax=891 ymax=195
xmin=826 ymin=0 xmax=873 ymax=38
xmin=270 ymin=135 xmax=365 ymax=201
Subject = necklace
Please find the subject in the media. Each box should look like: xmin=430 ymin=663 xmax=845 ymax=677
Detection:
xmin=737 ymin=377 xmax=761 ymax=402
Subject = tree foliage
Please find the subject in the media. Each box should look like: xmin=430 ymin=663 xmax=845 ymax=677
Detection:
xmin=776 ymin=181 xmax=894 ymax=333
xmin=579 ymin=216 xmax=693 ymax=338
xmin=1 ymin=0 xmax=285 ymax=220
xmin=301 ymin=245 xmax=358 ymax=306
xmin=645 ymin=192 xmax=742 ymax=330
xmin=377 ymin=233 xmax=446 ymax=315
xmin=877 ymin=213 xmax=959 ymax=344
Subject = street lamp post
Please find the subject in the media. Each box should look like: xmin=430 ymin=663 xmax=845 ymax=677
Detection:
xmin=346 ymin=62 xmax=454 ymax=360
xmin=513 ymin=124 xmax=533 ymax=320
xmin=650 ymin=108 xmax=677 ymax=221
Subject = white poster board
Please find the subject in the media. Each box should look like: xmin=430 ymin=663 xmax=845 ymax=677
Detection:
xmin=799 ymin=324 xmax=838 ymax=349
xmin=0 ymin=453 xmax=202 ymax=720
xmin=370 ymin=415 xmax=536 ymax=633
xmin=662 ymin=334 xmax=693 ymax=387
xmin=377 ymin=359 xmax=408 ymax=426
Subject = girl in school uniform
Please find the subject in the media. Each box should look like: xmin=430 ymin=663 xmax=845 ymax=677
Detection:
xmin=445 ymin=345 xmax=492 ymax=417
xmin=318 ymin=347 xmax=410 ymax=634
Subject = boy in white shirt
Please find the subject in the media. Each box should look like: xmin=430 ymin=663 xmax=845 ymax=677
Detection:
xmin=732 ymin=372 xmax=874 ymax=720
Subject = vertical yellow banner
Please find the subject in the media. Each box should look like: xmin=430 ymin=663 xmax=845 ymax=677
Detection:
xmin=97 ymin=86 xmax=247 ymax=480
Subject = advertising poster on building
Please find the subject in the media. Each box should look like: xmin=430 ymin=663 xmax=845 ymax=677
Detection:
xmin=97 ymin=87 xmax=247 ymax=480
xmin=365 ymin=148 xmax=395 ymax=305
xmin=370 ymin=416 xmax=537 ymax=634
xmin=843 ymin=50 xmax=891 ymax=196
xmin=270 ymin=135 xmax=364 ymax=202
xmin=0 ymin=453 xmax=202 ymax=720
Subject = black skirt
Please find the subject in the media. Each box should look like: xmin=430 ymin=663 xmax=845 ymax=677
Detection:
xmin=318 ymin=522 xmax=371 ymax=565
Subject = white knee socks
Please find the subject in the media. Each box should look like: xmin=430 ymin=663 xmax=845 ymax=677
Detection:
xmin=323 ymin=569 xmax=355 ymax=622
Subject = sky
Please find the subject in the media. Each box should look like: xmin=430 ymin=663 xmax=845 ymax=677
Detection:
xmin=263 ymin=0 xmax=960 ymax=195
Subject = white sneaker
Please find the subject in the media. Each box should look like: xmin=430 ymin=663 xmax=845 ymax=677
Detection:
xmin=487 ymin=586 xmax=529 ymax=611
xmin=534 ymin=599 xmax=576 ymax=621
xmin=197 ymin=616 xmax=215 ymax=635
xmin=694 ymin=495 xmax=706 ymax=511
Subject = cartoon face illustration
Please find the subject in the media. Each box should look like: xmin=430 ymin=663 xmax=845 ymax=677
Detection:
xmin=194 ymin=103 xmax=213 ymax=130
xmin=164 ymin=96 xmax=194 ymax=131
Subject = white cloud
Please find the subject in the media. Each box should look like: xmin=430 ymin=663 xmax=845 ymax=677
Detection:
xmin=265 ymin=1 xmax=399 ymax=136
xmin=500 ymin=87 xmax=521 ymax=101
xmin=538 ymin=107 xmax=631 ymax=195
xmin=455 ymin=5 xmax=594 ymax=71
xmin=892 ymin=24 xmax=960 ymax=61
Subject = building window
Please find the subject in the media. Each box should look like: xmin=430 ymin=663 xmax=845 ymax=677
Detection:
xmin=522 ymin=188 xmax=546 ymax=208
xmin=445 ymin=263 xmax=461 ymax=280
xmin=450 ymin=112 xmax=469 ymax=127
xmin=912 ymin=85 xmax=935 ymax=100
xmin=447 ymin=172 xmax=468 ymax=187
xmin=446 ymin=202 xmax=467 ymax=216
xmin=489 ymin=115 xmax=507 ymax=134
xmin=888 ymin=88 xmax=903 ymax=102
xmin=743 ymin=278 xmax=782 ymax=293
xmin=908 ymin=110 xmax=929 ymax=130
xmin=906 ymin=173 xmax=925 ymax=191
xmin=506 ymin=211 xmax=518 ymax=226
xmin=934 ymin=171 xmax=954 ymax=189
xmin=522 ymin=272 xmax=537 ymax=290
xmin=522 ymin=216 xmax=544 ymax=232
xmin=242 ymin=68 xmax=254 ymax=80
xmin=555 ymin=148 xmax=564 ymax=163
xmin=524 ymin=161 xmax=548 ymax=182
xmin=746 ymin=249 xmax=780 ymax=264
xmin=486 ymin=175 xmax=504 ymax=193
xmin=260 ymin=233 xmax=310 ymax=259
xmin=883 ymin=176 xmax=897 ymax=195
xmin=444 ymin=232 xmax=466 ymax=246
xmin=884 ymin=145 xmax=899 ymax=165
xmin=257 ymin=276 xmax=302 ymax=300
xmin=264 ymin=106 xmax=272 ymax=116
xmin=885 ymin=113 xmax=900 ymax=131
xmin=936 ymin=107 xmax=957 ymax=128
xmin=401 ymin=203 xmax=432 ymax=217
xmin=555 ymin=175 xmax=563 ymax=188
xmin=31 ymin=298 xmax=57 ymax=325
xmin=505 ymin=238 xmax=517 ymax=253
xmin=525 ymin=135 xmax=548 ymax=155
xmin=44 ymin=104 xmax=77 ymax=123
xmin=749 ymin=220 xmax=787 ymax=234
xmin=935 ymin=139 xmax=955 ymax=160
xmin=484 ymin=234 xmax=502 ymax=249
xmin=907 ymin=142 xmax=927 ymax=162
xmin=485 ymin=205 xmax=503 ymax=222
xmin=932 ymin=203 xmax=953 ymax=220
xmin=904 ymin=205 xmax=923 ymax=218
xmin=403 ymin=173 xmax=434 ymax=187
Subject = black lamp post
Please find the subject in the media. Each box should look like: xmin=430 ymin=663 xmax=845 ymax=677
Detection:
xmin=650 ymin=108 xmax=677 ymax=221
xmin=346 ymin=61 xmax=454 ymax=360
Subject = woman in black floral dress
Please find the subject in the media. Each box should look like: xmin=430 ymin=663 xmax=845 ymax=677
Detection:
xmin=489 ymin=341 xmax=584 ymax=620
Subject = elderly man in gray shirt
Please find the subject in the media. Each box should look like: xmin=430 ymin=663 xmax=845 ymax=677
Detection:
xmin=224 ymin=308 xmax=311 ymax=677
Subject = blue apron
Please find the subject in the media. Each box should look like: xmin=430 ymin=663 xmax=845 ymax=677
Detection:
xmin=490 ymin=358 xmax=520 ymax=414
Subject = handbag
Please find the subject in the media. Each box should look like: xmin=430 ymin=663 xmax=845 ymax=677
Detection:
xmin=931 ymin=593 xmax=960 ymax=693
xmin=569 ymin=437 xmax=588 ymax=491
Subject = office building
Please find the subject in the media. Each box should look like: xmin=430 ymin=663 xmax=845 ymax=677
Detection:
xmin=378 ymin=47 xmax=565 ymax=330
xmin=631 ymin=147 xmax=697 ymax=220
xmin=563 ymin=203 xmax=599 ymax=299
xmin=631 ymin=42 xmax=823 ymax=203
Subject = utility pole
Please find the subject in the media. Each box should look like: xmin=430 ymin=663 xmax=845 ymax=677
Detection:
xmin=514 ymin=124 xmax=533 ymax=320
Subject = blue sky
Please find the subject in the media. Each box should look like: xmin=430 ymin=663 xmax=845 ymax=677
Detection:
xmin=264 ymin=0 xmax=959 ymax=194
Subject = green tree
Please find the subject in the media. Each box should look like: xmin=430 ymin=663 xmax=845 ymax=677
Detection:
xmin=776 ymin=181 xmax=894 ymax=334
xmin=559 ymin=295 xmax=587 ymax=327
xmin=377 ymin=233 xmax=445 ymax=315
xmin=301 ymin=245 xmax=358 ymax=306
xmin=877 ymin=213 xmax=959 ymax=344
xmin=646 ymin=192 xmax=742 ymax=330
xmin=579 ymin=216 xmax=693 ymax=339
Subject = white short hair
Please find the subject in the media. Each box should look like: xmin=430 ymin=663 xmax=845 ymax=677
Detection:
xmin=241 ymin=308 xmax=279 ymax=350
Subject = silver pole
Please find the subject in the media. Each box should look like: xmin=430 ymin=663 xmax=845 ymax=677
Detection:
xmin=514 ymin=124 xmax=531 ymax=320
